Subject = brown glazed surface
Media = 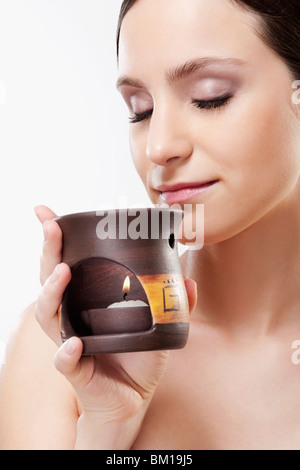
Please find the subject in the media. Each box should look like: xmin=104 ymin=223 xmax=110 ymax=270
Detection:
xmin=56 ymin=208 xmax=189 ymax=354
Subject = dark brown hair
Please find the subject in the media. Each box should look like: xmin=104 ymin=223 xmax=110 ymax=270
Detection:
xmin=116 ymin=0 xmax=300 ymax=79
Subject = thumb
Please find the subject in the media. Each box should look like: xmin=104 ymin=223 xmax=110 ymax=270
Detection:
xmin=34 ymin=205 xmax=58 ymax=224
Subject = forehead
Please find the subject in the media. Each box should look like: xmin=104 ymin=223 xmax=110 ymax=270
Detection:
xmin=118 ymin=0 xmax=261 ymax=76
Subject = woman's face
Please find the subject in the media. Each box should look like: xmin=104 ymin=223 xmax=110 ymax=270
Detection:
xmin=117 ymin=0 xmax=300 ymax=245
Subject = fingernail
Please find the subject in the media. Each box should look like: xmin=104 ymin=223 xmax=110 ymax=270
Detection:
xmin=49 ymin=265 xmax=59 ymax=283
xmin=65 ymin=338 xmax=75 ymax=356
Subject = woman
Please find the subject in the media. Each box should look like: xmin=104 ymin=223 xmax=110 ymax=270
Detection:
xmin=1 ymin=0 xmax=300 ymax=450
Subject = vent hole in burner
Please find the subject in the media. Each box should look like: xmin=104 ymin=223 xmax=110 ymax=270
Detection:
xmin=168 ymin=233 xmax=175 ymax=249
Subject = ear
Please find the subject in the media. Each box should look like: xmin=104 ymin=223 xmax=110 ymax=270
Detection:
xmin=184 ymin=279 xmax=198 ymax=315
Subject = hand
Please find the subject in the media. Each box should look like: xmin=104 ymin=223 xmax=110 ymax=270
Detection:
xmin=34 ymin=205 xmax=197 ymax=449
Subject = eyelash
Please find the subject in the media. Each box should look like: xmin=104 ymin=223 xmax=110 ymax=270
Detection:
xmin=129 ymin=94 xmax=232 ymax=124
xmin=129 ymin=109 xmax=153 ymax=124
xmin=192 ymin=94 xmax=232 ymax=111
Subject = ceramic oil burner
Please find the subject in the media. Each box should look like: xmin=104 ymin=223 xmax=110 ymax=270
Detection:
xmin=55 ymin=208 xmax=189 ymax=355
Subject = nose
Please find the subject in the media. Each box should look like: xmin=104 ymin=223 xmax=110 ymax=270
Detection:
xmin=146 ymin=103 xmax=193 ymax=166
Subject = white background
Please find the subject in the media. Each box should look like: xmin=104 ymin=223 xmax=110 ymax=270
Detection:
xmin=0 ymin=0 xmax=152 ymax=357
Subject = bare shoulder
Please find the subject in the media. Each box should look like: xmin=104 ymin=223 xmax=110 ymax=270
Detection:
xmin=0 ymin=303 xmax=79 ymax=450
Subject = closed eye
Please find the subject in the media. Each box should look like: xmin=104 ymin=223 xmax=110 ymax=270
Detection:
xmin=129 ymin=109 xmax=153 ymax=124
xmin=192 ymin=94 xmax=232 ymax=110
xmin=128 ymin=94 xmax=232 ymax=124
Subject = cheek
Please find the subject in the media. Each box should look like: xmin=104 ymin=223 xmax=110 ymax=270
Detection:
xmin=211 ymin=95 xmax=300 ymax=200
xmin=201 ymin=95 xmax=300 ymax=244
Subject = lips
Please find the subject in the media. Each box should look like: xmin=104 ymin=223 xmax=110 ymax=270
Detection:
xmin=157 ymin=180 xmax=219 ymax=204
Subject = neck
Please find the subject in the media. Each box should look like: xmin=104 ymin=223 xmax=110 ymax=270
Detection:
xmin=181 ymin=190 xmax=300 ymax=339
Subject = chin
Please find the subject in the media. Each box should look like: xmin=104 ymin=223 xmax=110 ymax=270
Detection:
xmin=200 ymin=213 xmax=267 ymax=246
xmin=194 ymin=211 xmax=253 ymax=246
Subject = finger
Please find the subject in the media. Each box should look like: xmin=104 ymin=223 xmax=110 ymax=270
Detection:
xmin=34 ymin=205 xmax=58 ymax=224
xmin=184 ymin=278 xmax=197 ymax=314
xmin=35 ymin=263 xmax=71 ymax=345
xmin=54 ymin=337 xmax=84 ymax=379
xmin=40 ymin=219 xmax=62 ymax=285
xmin=54 ymin=337 xmax=94 ymax=389
xmin=34 ymin=205 xmax=62 ymax=285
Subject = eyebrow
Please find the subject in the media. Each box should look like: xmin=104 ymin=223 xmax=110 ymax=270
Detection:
xmin=166 ymin=57 xmax=247 ymax=83
xmin=116 ymin=57 xmax=247 ymax=90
